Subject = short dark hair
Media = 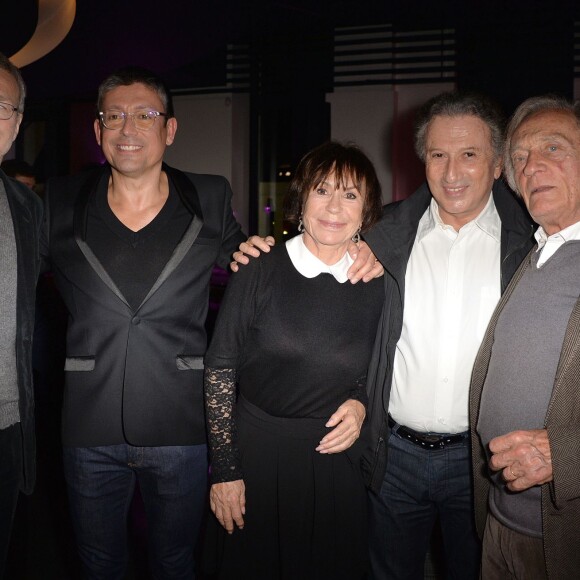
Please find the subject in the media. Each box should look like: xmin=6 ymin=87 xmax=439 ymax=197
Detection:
xmin=284 ymin=141 xmax=383 ymax=233
xmin=414 ymin=91 xmax=504 ymax=162
xmin=504 ymin=95 xmax=580 ymax=193
xmin=0 ymin=52 xmax=26 ymax=112
xmin=96 ymin=66 xmax=174 ymax=121
xmin=1 ymin=159 xmax=34 ymax=178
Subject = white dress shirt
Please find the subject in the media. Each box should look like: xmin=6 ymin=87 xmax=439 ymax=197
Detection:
xmin=534 ymin=220 xmax=580 ymax=267
xmin=286 ymin=234 xmax=353 ymax=283
xmin=389 ymin=194 xmax=501 ymax=433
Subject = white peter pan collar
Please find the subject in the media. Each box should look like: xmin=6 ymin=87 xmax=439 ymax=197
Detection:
xmin=286 ymin=234 xmax=353 ymax=283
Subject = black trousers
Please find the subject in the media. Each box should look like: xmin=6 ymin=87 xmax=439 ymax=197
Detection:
xmin=0 ymin=423 xmax=22 ymax=576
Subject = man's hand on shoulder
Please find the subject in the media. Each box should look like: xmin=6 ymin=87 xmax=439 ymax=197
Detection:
xmin=347 ymin=240 xmax=384 ymax=284
xmin=230 ymin=236 xmax=275 ymax=272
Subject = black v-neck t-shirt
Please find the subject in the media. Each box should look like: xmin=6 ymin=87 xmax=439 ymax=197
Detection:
xmin=86 ymin=173 xmax=192 ymax=311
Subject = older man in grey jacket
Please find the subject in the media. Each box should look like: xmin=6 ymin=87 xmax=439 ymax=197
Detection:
xmin=471 ymin=95 xmax=580 ymax=580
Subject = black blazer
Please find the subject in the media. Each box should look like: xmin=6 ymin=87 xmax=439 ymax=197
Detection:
xmin=42 ymin=164 xmax=245 ymax=447
xmin=1 ymin=170 xmax=43 ymax=493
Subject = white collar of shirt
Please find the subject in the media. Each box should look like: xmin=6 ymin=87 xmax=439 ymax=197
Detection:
xmin=286 ymin=234 xmax=353 ymax=283
xmin=416 ymin=193 xmax=501 ymax=243
xmin=534 ymin=220 xmax=580 ymax=267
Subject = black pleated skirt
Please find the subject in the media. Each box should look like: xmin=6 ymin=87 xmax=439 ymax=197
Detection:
xmin=203 ymin=396 xmax=368 ymax=579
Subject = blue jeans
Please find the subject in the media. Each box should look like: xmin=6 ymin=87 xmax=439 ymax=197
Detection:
xmin=63 ymin=443 xmax=208 ymax=580
xmin=368 ymin=422 xmax=480 ymax=580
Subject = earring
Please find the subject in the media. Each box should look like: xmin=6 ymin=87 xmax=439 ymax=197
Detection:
xmin=298 ymin=218 xmax=304 ymax=233
xmin=351 ymin=227 xmax=361 ymax=244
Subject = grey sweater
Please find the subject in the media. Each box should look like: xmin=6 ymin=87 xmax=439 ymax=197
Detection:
xmin=0 ymin=180 xmax=19 ymax=429
xmin=477 ymin=241 xmax=580 ymax=537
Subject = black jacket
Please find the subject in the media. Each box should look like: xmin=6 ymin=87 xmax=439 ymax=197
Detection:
xmin=360 ymin=179 xmax=535 ymax=493
xmin=42 ymin=164 xmax=245 ymax=447
xmin=2 ymin=170 xmax=43 ymax=494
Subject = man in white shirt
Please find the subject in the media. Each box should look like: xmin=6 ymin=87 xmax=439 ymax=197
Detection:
xmin=471 ymin=95 xmax=580 ymax=579
xmin=361 ymin=92 xmax=535 ymax=579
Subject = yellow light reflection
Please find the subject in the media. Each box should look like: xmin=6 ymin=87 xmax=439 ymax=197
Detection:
xmin=10 ymin=0 xmax=76 ymax=68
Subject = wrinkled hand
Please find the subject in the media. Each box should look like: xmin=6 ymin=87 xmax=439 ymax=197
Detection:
xmin=316 ymin=399 xmax=365 ymax=454
xmin=230 ymin=236 xmax=275 ymax=272
xmin=489 ymin=429 xmax=553 ymax=492
xmin=209 ymin=479 xmax=246 ymax=533
xmin=347 ymin=241 xmax=383 ymax=283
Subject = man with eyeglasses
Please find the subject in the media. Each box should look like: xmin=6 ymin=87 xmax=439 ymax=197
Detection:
xmin=0 ymin=53 xmax=43 ymax=575
xmin=41 ymin=67 xmax=245 ymax=579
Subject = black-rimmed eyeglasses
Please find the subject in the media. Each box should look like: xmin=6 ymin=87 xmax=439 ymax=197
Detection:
xmin=0 ymin=102 xmax=21 ymax=121
xmin=98 ymin=109 xmax=167 ymax=131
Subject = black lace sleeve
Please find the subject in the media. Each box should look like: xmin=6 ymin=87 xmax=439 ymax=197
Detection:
xmin=204 ymin=366 xmax=243 ymax=484
xmin=348 ymin=374 xmax=368 ymax=408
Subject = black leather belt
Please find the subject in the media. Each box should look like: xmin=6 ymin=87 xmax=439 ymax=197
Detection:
xmin=388 ymin=415 xmax=467 ymax=450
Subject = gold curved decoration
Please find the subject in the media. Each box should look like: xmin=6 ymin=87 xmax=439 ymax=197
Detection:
xmin=10 ymin=0 xmax=76 ymax=68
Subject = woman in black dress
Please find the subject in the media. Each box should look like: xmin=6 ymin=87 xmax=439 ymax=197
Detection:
xmin=204 ymin=141 xmax=384 ymax=579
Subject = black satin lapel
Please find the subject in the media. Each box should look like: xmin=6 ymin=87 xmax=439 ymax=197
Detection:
xmin=73 ymin=166 xmax=131 ymax=309
xmin=75 ymin=238 xmax=131 ymax=308
xmin=137 ymin=214 xmax=203 ymax=309
xmin=133 ymin=164 xmax=205 ymax=308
